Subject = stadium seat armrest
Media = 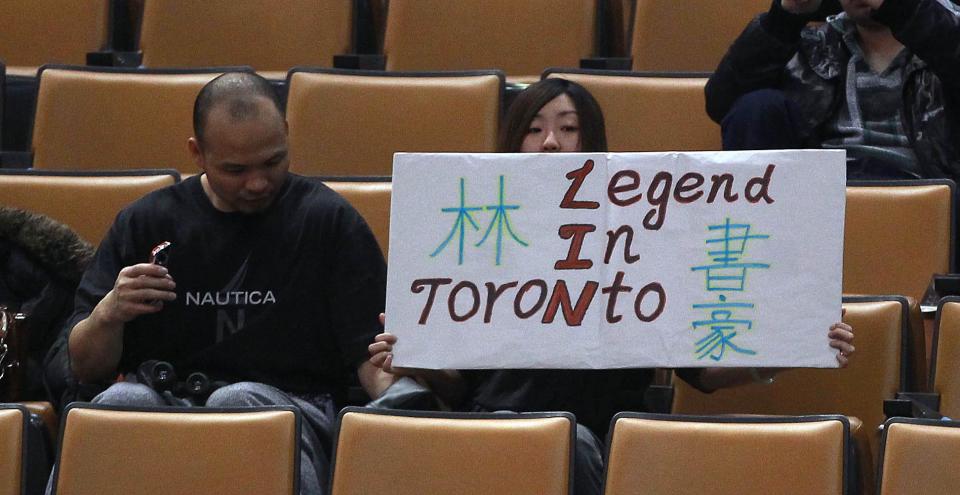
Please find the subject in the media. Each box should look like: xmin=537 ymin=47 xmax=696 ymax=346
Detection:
xmin=0 ymin=151 xmax=33 ymax=169
xmin=333 ymin=54 xmax=386 ymax=70
xmin=579 ymin=57 xmax=632 ymax=70
xmin=86 ymin=50 xmax=143 ymax=68
xmin=885 ymin=392 xmax=943 ymax=419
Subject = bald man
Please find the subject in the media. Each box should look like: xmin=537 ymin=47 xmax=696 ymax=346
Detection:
xmin=65 ymin=72 xmax=392 ymax=494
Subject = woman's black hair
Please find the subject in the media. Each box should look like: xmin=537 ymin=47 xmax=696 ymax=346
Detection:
xmin=497 ymin=78 xmax=608 ymax=152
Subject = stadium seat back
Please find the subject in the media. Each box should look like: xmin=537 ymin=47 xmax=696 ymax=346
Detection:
xmin=0 ymin=0 xmax=109 ymax=76
xmin=323 ymin=178 xmax=391 ymax=257
xmin=878 ymin=418 xmax=960 ymax=495
xmin=383 ymin=0 xmax=596 ymax=80
xmin=0 ymin=170 xmax=180 ymax=246
xmin=286 ymin=69 xmax=502 ymax=176
xmin=140 ymin=0 xmax=352 ymax=75
xmin=544 ymin=70 xmax=720 ymax=151
xmin=0 ymin=404 xmax=28 ymax=495
xmin=604 ymin=414 xmax=848 ymax=495
xmin=933 ymin=298 xmax=960 ymax=418
xmin=52 ymin=404 xmax=299 ymax=495
xmin=32 ymin=66 xmax=245 ymax=173
xmin=330 ymin=407 xmax=574 ymax=495
xmin=630 ymin=0 xmax=769 ymax=72
xmin=843 ymin=180 xmax=955 ymax=304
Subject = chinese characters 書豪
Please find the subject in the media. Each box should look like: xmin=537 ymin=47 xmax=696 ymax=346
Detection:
xmin=690 ymin=218 xmax=770 ymax=361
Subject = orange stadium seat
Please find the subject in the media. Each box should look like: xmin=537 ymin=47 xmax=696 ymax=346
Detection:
xmin=322 ymin=177 xmax=392 ymax=258
xmin=672 ymin=295 xmax=915 ymax=494
xmin=932 ymin=297 xmax=960 ymax=419
xmin=0 ymin=404 xmax=29 ymax=495
xmin=52 ymin=404 xmax=299 ymax=495
xmin=630 ymin=0 xmax=770 ymax=72
xmin=0 ymin=169 xmax=180 ymax=246
xmin=0 ymin=0 xmax=109 ymax=77
xmin=383 ymin=0 xmax=597 ymax=81
xmin=604 ymin=414 xmax=850 ymax=495
xmin=843 ymin=179 xmax=955 ymax=304
xmin=330 ymin=407 xmax=574 ymax=495
xmin=544 ymin=69 xmax=720 ymax=151
xmin=286 ymin=69 xmax=502 ymax=176
xmin=31 ymin=66 xmax=250 ymax=173
xmin=139 ymin=0 xmax=352 ymax=78
xmin=877 ymin=418 xmax=960 ymax=495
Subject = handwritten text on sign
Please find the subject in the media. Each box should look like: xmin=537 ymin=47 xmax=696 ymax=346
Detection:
xmin=385 ymin=151 xmax=846 ymax=369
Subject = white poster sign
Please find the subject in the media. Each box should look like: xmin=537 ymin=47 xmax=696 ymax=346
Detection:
xmin=385 ymin=150 xmax=846 ymax=369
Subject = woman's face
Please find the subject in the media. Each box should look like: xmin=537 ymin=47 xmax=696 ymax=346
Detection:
xmin=520 ymin=93 xmax=581 ymax=153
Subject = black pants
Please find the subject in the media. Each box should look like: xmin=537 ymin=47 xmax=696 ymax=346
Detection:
xmin=721 ymin=88 xmax=921 ymax=180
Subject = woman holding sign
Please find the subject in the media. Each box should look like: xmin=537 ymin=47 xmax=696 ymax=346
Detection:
xmin=369 ymin=78 xmax=856 ymax=495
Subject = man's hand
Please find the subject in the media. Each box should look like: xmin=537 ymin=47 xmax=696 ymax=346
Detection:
xmin=781 ymin=0 xmax=822 ymax=14
xmin=97 ymin=263 xmax=177 ymax=325
xmin=69 ymin=263 xmax=176 ymax=383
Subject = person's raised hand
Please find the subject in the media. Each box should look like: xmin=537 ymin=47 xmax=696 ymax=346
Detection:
xmin=781 ymin=0 xmax=822 ymax=14
xmin=367 ymin=313 xmax=412 ymax=376
xmin=368 ymin=332 xmax=398 ymax=370
xmin=830 ymin=308 xmax=855 ymax=367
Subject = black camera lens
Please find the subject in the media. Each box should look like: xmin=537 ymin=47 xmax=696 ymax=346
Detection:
xmin=153 ymin=362 xmax=175 ymax=386
xmin=137 ymin=360 xmax=177 ymax=392
xmin=185 ymin=372 xmax=210 ymax=397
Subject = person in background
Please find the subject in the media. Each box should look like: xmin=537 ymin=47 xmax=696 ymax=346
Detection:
xmin=708 ymin=0 xmax=960 ymax=181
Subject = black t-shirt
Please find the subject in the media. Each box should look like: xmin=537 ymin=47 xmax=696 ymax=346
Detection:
xmin=68 ymin=174 xmax=386 ymax=399
xmin=462 ymin=368 xmax=704 ymax=439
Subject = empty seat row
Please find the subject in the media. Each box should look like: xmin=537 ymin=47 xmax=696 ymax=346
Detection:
xmin=1 ymin=0 xmax=775 ymax=79
xmin=7 ymin=402 xmax=960 ymax=494
xmin=5 ymin=66 xmax=719 ymax=175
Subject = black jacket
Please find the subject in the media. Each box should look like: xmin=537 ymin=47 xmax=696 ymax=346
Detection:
xmin=0 ymin=207 xmax=93 ymax=402
xmin=706 ymin=0 xmax=960 ymax=180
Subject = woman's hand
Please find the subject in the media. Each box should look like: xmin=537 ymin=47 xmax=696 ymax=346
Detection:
xmin=367 ymin=313 xmax=412 ymax=375
xmin=830 ymin=308 xmax=855 ymax=367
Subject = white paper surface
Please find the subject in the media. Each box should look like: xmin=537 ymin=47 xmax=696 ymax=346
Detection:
xmin=385 ymin=150 xmax=846 ymax=369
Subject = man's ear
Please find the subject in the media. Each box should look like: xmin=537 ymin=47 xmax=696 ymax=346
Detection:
xmin=187 ymin=137 xmax=205 ymax=170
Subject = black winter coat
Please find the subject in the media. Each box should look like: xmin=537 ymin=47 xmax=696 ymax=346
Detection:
xmin=0 ymin=207 xmax=93 ymax=401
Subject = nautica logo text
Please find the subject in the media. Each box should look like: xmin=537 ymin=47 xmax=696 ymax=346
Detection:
xmin=185 ymin=291 xmax=277 ymax=306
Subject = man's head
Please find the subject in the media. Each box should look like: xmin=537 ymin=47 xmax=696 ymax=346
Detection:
xmin=188 ymin=72 xmax=289 ymax=213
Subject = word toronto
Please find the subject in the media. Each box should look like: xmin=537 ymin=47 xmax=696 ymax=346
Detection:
xmin=412 ymin=159 xmax=777 ymax=326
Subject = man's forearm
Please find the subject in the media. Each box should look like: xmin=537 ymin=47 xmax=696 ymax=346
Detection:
xmin=68 ymin=296 xmax=126 ymax=383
